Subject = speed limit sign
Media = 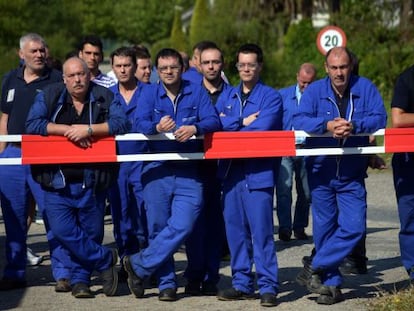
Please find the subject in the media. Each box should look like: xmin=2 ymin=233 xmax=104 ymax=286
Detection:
xmin=316 ymin=25 xmax=347 ymax=55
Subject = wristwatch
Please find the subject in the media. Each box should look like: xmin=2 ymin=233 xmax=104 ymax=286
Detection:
xmin=87 ymin=126 xmax=93 ymax=136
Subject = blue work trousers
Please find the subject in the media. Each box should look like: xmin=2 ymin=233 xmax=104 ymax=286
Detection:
xmin=276 ymin=156 xmax=310 ymax=232
xmin=392 ymin=153 xmax=414 ymax=278
xmin=0 ymin=145 xmax=46 ymax=280
xmin=130 ymin=163 xmax=203 ymax=291
xmin=222 ymin=168 xmax=279 ymax=295
xmin=184 ymin=160 xmax=224 ymax=284
xmin=44 ymin=183 xmax=112 ymax=285
xmin=108 ymin=161 xmax=146 ymax=260
xmin=310 ymin=176 xmax=366 ymax=286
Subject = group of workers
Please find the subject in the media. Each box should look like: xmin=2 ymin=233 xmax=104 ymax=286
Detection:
xmin=0 ymin=32 xmax=413 ymax=308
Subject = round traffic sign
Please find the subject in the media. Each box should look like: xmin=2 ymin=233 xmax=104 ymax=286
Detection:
xmin=316 ymin=25 xmax=347 ymax=55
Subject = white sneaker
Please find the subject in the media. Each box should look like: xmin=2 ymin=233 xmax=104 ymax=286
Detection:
xmin=27 ymin=247 xmax=43 ymax=266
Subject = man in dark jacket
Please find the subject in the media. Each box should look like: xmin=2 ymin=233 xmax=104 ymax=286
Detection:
xmin=26 ymin=57 xmax=129 ymax=298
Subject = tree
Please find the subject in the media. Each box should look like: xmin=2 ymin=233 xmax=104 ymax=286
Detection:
xmin=170 ymin=6 xmax=188 ymax=52
xmin=112 ymin=0 xmax=177 ymax=45
xmin=189 ymin=0 xmax=211 ymax=48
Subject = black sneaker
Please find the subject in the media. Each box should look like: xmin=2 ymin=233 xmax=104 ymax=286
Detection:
xmin=294 ymin=229 xmax=308 ymax=240
xmin=159 ymin=288 xmax=177 ymax=301
xmin=316 ymin=285 xmax=343 ymax=305
xmin=185 ymin=281 xmax=201 ymax=296
xmin=123 ymin=255 xmax=145 ymax=298
xmin=296 ymin=259 xmax=314 ymax=286
xmin=71 ymin=283 xmax=94 ymax=298
xmin=55 ymin=278 xmax=71 ymax=293
xmin=202 ymin=281 xmax=218 ymax=296
xmin=307 ymin=272 xmax=323 ymax=294
xmin=278 ymin=229 xmax=292 ymax=242
xmin=339 ymin=257 xmax=368 ymax=275
xmin=217 ymin=287 xmax=256 ymax=301
xmin=260 ymin=293 xmax=278 ymax=307
xmin=101 ymin=249 xmax=119 ymax=296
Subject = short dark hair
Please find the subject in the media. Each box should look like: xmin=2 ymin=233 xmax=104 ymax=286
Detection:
xmin=236 ymin=43 xmax=263 ymax=63
xmin=192 ymin=40 xmax=218 ymax=53
xmin=199 ymin=42 xmax=224 ymax=63
xmin=131 ymin=45 xmax=151 ymax=60
xmin=155 ymin=48 xmax=183 ymax=68
xmin=78 ymin=35 xmax=103 ymax=53
xmin=110 ymin=46 xmax=137 ymax=65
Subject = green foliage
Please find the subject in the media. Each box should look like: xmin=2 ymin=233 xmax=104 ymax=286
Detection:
xmin=112 ymin=0 xmax=176 ymax=45
xmin=170 ymin=7 xmax=188 ymax=53
xmin=150 ymin=38 xmax=171 ymax=61
xmin=189 ymin=0 xmax=211 ymax=48
xmin=206 ymin=0 xmax=289 ymax=85
xmin=0 ymin=0 xmax=413 ymax=105
xmin=332 ymin=0 xmax=414 ymax=105
xmin=275 ymin=19 xmax=324 ymax=89
xmin=368 ymin=287 xmax=414 ymax=311
xmin=0 ymin=0 xmax=30 ymax=47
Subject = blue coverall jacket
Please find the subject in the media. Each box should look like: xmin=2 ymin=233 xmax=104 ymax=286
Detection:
xmin=215 ymin=81 xmax=283 ymax=189
xmin=293 ymin=75 xmax=387 ymax=181
xmin=135 ymin=80 xmax=221 ymax=156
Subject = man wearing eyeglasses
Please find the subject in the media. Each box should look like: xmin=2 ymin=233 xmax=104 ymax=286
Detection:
xmin=123 ymin=48 xmax=221 ymax=302
xmin=215 ymin=43 xmax=283 ymax=308
xmin=292 ymin=47 xmax=387 ymax=305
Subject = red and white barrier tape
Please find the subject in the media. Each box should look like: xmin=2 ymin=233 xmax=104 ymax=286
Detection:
xmin=0 ymin=128 xmax=412 ymax=165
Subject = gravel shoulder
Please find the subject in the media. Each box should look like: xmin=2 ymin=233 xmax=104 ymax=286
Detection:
xmin=0 ymin=169 xmax=408 ymax=311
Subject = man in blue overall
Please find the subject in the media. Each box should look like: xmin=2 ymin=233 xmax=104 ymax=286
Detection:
xmin=391 ymin=64 xmax=414 ymax=288
xmin=184 ymin=41 xmax=230 ymax=296
xmin=0 ymin=33 xmax=62 ymax=291
xmin=215 ymin=43 xmax=283 ymax=308
xmin=108 ymin=47 xmax=148 ymax=280
xmin=123 ymin=48 xmax=221 ymax=302
xmin=25 ymin=57 xmax=129 ymax=298
xmin=293 ymin=47 xmax=387 ymax=304
xmin=276 ymin=63 xmax=317 ymax=242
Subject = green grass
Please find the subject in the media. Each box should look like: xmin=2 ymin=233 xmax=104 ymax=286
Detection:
xmin=368 ymin=286 xmax=414 ymax=311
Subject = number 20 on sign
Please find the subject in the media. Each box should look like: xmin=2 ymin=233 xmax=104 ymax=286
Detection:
xmin=316 ymin=25 xmax=347 ymax=55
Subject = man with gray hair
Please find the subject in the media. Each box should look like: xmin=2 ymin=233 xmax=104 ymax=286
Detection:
xmin=0 ymin=33 xmax=62 ymax=291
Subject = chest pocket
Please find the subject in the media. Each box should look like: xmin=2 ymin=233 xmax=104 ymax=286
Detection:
xmin=178 ymin=105 xmax=198 ymax=125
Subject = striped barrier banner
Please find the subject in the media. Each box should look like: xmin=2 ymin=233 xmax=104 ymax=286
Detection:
xmin=0 ymin=128 xmax=407 ymax=165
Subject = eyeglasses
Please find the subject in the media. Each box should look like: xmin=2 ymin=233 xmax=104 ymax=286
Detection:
xmin=201 ymin=60 xmax=222 ymax=66
xmin=158 ymin=65 xmax=181 ymax=73
xmin=235 ymin=62 xmax=258 ymax=70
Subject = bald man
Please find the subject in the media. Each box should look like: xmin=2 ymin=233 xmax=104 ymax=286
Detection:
xmin=276 ymin=63 xmax=317 ymax=242
xmin=292 ymin=47 xmax=387 ymax=305
xmin=26 ymin=57 xmax=129 ymax=298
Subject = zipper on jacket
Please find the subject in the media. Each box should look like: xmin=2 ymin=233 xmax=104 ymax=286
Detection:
xmin=327 ymin=95 xmax=352 ymax=178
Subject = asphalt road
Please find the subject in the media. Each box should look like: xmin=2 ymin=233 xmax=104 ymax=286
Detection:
xmin=0 ymin=169 xmax=409 ymax=311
